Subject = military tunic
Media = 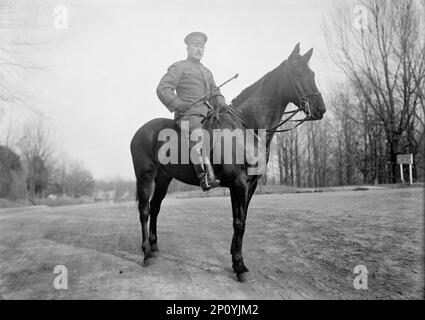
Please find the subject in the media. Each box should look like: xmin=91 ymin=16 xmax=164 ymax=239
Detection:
xmin=156 ymin=59 xmax=226 ymax=132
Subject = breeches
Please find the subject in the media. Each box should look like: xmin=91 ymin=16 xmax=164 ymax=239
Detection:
xmin=176 ymin=112 xmax=203 ymax=135
xmin=176 ymin=112 xmax=208 ymax=163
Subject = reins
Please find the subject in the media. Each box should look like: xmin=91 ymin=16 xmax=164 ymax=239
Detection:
xmin=206 ymin=61 xmax=322 ymax=133
xmin=265 ymin=62 xmax=321 ymax=133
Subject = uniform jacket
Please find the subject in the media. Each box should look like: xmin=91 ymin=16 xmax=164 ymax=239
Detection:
xmin=156 ymin=59 xmax=226 ymax=119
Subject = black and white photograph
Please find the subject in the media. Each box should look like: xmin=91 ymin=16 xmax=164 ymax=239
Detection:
xmin=0 ymin=0 xmax=424 ymax=306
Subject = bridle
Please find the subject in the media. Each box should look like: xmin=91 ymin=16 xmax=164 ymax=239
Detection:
xmin=265 ymin=61 xmax=322 ymax=133
xmin=204 ymin=61 xmax=322 ymax=133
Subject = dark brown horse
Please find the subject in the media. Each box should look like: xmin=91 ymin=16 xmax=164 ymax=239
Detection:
xmin=130 ymin=43 xmax=326 ymax=282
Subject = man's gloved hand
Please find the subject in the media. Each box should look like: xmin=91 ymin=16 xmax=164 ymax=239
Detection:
xmin=176 ymin=103 xmax=192 ymax=114
xmin=217 ymin=102 xmax=228 ymax=110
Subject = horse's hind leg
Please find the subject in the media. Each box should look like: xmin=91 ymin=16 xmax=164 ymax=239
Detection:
xmin=149 ymin=171 xmax=173 ymax=256
xmin=135 ymin=168 xmax=156 ymax=265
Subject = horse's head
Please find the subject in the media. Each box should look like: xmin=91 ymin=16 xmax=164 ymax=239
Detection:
xmin=285 ymin=43 xmax=326 ymax=120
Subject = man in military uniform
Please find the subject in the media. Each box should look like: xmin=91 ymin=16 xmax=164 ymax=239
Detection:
xmin=157 ymin=31 xmax=227 ymax=191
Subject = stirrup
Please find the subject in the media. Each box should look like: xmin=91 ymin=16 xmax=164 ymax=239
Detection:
xmin=199 ymin=173 xmax=220 ymax=192
xmin=207 ymin=177 xmax=221 ymax=189
xmin=199 ymin=173 xmax=211 ymax=192
xmin=193 ymin=157 xmax=221 ymax=192
xmin=204 ymin=157 xmax=220 ymax=189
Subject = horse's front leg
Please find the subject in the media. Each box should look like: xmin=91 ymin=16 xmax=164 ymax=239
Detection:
xmin=229 ymin=178 xmax=252 ymax=282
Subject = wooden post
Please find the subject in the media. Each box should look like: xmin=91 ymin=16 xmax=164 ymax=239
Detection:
xmin=409 ymin=164 xmax=413 ymax=186
xmin=400 ymin=164 xmax=404 ymax=183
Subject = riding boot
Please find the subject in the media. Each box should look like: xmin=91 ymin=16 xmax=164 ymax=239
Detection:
xmin=194 ymin=161 xmax=221 ymax=192
xmin=204 ymin=156 xmax=221 ymax=189
xmin=194 ymin=163 xmax=210 ymax=191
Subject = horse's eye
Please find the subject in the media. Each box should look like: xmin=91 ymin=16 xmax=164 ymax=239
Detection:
xmin=293 ymin=65 xmax=302 ymax=75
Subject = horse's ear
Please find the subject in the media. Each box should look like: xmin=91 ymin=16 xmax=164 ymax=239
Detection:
xmin=303 ymin=48 xmax=313 ymax=63
xmin=289 ymin=43 xmax=300 ymax=60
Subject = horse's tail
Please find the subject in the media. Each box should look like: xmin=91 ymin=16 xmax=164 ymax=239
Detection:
xmin=134 ymin=166 xmax=157 ymax=204
xmin=135 ymin=168 xmax=141 ymax=202
xmin=131 ymin=132 xmax=144 ymax=203
xmin=131 ymin=118 xmax=174 ymax=203
xmin=130 ymin=129 xmax=157 ymax=203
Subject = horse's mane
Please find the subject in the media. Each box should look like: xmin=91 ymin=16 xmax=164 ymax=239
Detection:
xmin=230 ymin=63 xmax=284 ymax=107
xmin=231 ymin=78 xmax=264 ymax=106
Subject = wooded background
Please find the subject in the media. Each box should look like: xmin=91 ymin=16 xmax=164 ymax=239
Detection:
xmin=1 ymin=0 xmax=424 ymax=202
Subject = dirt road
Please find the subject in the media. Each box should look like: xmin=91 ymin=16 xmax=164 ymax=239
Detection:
xmin=0 ymin=188 xmax=423 ymax=299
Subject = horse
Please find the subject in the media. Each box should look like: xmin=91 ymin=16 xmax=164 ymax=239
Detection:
xmin=130 ymin=43 xmax=326 ymax=282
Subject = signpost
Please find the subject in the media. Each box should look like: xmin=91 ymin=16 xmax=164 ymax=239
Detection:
xmin=397 ymin=154 xmax=413 ymax=185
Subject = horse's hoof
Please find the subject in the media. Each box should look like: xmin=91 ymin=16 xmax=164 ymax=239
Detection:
xmin=237 ymin=272 xmax=255 ymax=283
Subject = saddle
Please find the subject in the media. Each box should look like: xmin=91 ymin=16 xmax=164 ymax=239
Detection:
xmin=200 ymin=104 xmax=268 ymax=175
xmin=201 ymin=103 xmax=234 ymax=153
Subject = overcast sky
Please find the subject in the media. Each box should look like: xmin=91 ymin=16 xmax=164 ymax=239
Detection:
xmin=9 ymin=0 xmax=343 ymax=180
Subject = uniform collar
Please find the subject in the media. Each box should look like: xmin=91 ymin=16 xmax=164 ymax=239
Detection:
xmin=186 ymin=57 xmax=202 ymax=65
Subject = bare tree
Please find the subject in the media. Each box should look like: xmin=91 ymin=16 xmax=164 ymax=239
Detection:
xmin=274 ymin=131 xmax=295 ymax=186
xmin=324 ymin=0 xmax=425 ymax=182
xmin=64 ymin=160 xmax=95 ymax=198
xmin=18 ymin=119 xmax=53 ymax=198
xmin=276 ymin=133 xmax=285 ymax=185
xmin=0 ymin=0 xmax=48 ymax=115
xmin=1 ymin=0 xmax=29 ymax=108
xmin=294 ymin=129 xmax=301 ymax=187
xmin=0 ymin=112 xmax=17 ymax=147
